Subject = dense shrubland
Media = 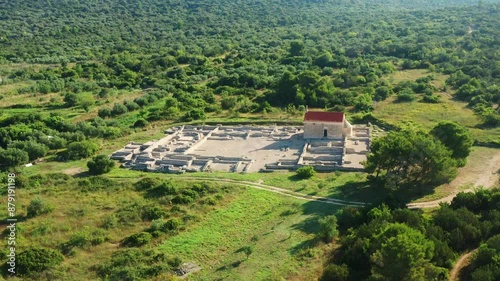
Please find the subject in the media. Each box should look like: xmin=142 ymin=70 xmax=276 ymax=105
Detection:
xmin=0 ymin=173 xmax=233 ymax=279
xmin=0 ymin=0 xmax=498 ymax=169
xmin=321 ymin=188 xmax=500 ymax=281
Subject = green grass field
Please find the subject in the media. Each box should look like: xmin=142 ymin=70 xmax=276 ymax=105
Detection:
xmin=375 ymin=69 xmax=500 ymax=143
xmin=0 ymin=174 xmax=336 ymax=280
xmin=160 ymin=188 xmax=337 ymax=280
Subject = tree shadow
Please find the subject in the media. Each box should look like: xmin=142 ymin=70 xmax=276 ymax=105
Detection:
xmin=1 ymin=215 xmax=27 ymax=227
xmin=390 ymin=183 xmax=443 ymax=206
xmin=287 ymin=174 xmax=304 ymax=182
xmin=73 ymin=171 xmax=90 ymax=178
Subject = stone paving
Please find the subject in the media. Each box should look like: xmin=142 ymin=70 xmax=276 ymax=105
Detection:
xmin=111 ymin=124 xmax=370 ymax=173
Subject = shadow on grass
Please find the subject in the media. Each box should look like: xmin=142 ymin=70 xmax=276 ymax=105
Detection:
xmin=288 ymin=237 xmax=320 ymax=256
xmin=1 ymin=215 xmax=26 ymax=227
xmin=73 ymin=171 xmax=90 ymax=178
xmin=215 ymin=260 xmax=244 ymax=272
xmin=287 ymin=174 xmax=305 ymax=182
xmin=328 ymin=180 xmax=385 ymax=204
xmin=390 ymin=183 xmax=442 ymax=205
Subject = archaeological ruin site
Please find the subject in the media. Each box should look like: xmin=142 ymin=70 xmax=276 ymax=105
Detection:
xmin=111 ymin=112 xmax=371 ymax=173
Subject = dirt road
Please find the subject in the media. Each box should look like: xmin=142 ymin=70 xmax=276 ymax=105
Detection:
xmin=449 ymin=249 xmax=477 ymax=281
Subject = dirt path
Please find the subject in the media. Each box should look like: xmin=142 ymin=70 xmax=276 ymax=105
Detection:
xmin=408 ymin=152 xmax=500 ymax=209
xmin=178 ymin=177 xmax=367 ymax=207
xmin=177 ymin=150 xmax=499 ymax=209
xmin=449 ymin=249 xmax=477 ymax=281
xmin=110 ymin=149 xmax=499 ymax=209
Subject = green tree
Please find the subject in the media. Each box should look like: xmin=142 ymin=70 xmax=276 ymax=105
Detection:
xmin=97 ymin=108 xmax=111 ymax=118
xmin=8 ymin=141 xmax=49 ymax=161
xmin=318 ymin=215 xmax=339 ymax=243
xmin=374 ymin=86 xmax=392 ymax=101
xmin=320 ymin=264 xmax=349 ymax=281
xmin=430 ymin=121 xmax=473 ymax=166
xmin=111 ymin=103 xmax=128 ymax=116
xmin=66 ymin=140 xmax=99 ymax=160
xmin=17 ymin=247 xmax=64 ymax=276
xmin=87 ymin=155 xmax=115 ymax=175
xmin=314 ymin=52 xmax=334 ymax=68
xmin=0 ymin=148 xmax=29 ymax=169
xmin=182 ymin=108 xmax=205 ymax=121
xmin=63 ymin=92 xmax=79 ymax=107
xmin=122 ymin=232 xmax=152 ymax=247
xmin=296 ymin=166 xmax=316 ymax=179
xmin=365 ymin=128 xmax=458 ymax=188
xmin=371 ymin=224 xmax=436 ymax=281
xmin=289 ymin=40 xmax=305 ymax=57
xmin=354 ymin=94 xmax=374 ymax=112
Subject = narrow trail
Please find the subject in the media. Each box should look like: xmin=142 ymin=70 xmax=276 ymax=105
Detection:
xmin=178 ymin=177 xmax=367 ymax=207
xmin=449 ymin=249 xmax=477 ymax=281
xmin=110 ymin=150 xmax=499 ymax=209
xmin=177 ymin=152 xmax=499 ymax=210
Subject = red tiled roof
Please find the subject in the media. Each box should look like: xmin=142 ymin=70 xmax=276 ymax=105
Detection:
xmin=304 ymin=111 xmax=344 ymax=123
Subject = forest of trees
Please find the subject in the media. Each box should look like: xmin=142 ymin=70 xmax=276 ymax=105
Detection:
xmin=321 ymin=188 xmax=500 ymax=281
xmin=0 ymin=0 xmax=498 ymax=171
xmin=0 ymin=1 xmax=499 ymax=280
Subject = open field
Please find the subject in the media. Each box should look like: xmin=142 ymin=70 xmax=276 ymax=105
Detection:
xmin=376 ymin=69 xmax=500 ymax=143
xmin=160 ymin=188 xmax=337 ymax=280
xmin=0 ymin=175 xmax=335 ymax=280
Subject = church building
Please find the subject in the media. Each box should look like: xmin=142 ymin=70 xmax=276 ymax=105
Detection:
xmin=303 ymin=111 xmax=352 ymax=139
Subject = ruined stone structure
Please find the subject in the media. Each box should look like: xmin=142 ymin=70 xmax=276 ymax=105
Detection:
xmin=303 ymin=111 xmax=352 ymax=139
xmin=111 ymin=111 xmax=370 ymax=173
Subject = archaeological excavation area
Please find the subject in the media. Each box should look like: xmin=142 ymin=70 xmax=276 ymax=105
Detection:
xmin=111 ymin=124 xmax=370 ymax=174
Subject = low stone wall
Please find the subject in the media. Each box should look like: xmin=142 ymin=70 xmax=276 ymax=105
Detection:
xmin=303 ymin=155 xmax=342 ymax=161
xmin=168 ymin=155 xmax=196 ymax=160
xmin=308 ymin=146 xmax=344 ymax=154
xmin=157 ymin=159 xmax=192 ymax=167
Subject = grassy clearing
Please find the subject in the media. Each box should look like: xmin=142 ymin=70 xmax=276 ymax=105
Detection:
xmin=108 ymin=168 xmax=384 ymax=204
xmin=0 ymin=173 xmax=336 ymax=280
xmin=0 ymin=177 xmax=147 ymax=279
xmin=159 ymin=187 xmax=337 ymax=281
xmin=374 ymin=93 xmax=480 ymax=130
xmin=376 ymin=69 xmax=500 ymax=143
xmin=387 ymin=69 xmax=433 ymax=85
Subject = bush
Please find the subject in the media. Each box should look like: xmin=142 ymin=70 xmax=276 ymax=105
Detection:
xmin=141 ymin=204 xmax=167 ymax=221
xmin=97 ymin=249 xmax=178 ymax=280
xmin=16 ymin=247 xmax=64 ymax=276
xmin=0 ymin=148 xmax=29 ymax=169
xmin=296 ymin=166 xmax=316 ymax=179
xmin=27 ymin=197 xmax=54 ymax=218
xmin=60 ymin=228 xmax=109 ymax=254
xmin=87 ymin=155 xmax=115 ymax=175
xmin=396 ymin=91 xmax=416 ymax=102
xmin=320 ymin=264 xmax=349 ymax=281
xmin=111 ymin=103 xmax=128 ymax=116
xmin=154 ymin=180 xmax=178 ymax=196
xmin=182 ymin=108 xmax=205 ymax=122
xmin=66 ymin=140 xmax=99 ymax=160
xmin=101 ymin=214 xmax=118 ymax=229
xmin=98 ymin=108 xmax=111 ymax=118
xmin=133 ymin=118 xmax=149 ymax=128
xmin=134 ymin=177 xmax=162 ymax=191
xmin=421 ymin=95 xmax=440 ymax=103
xmin=162 ymin=218 xmax=182 ymax=232
xmin=317 ymin=215 xmax=339 ymax=242
xmin=172 ymin=194 xmax=195 ymax=204
xmin=122 ymin=232 xmax=152 ymax=247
